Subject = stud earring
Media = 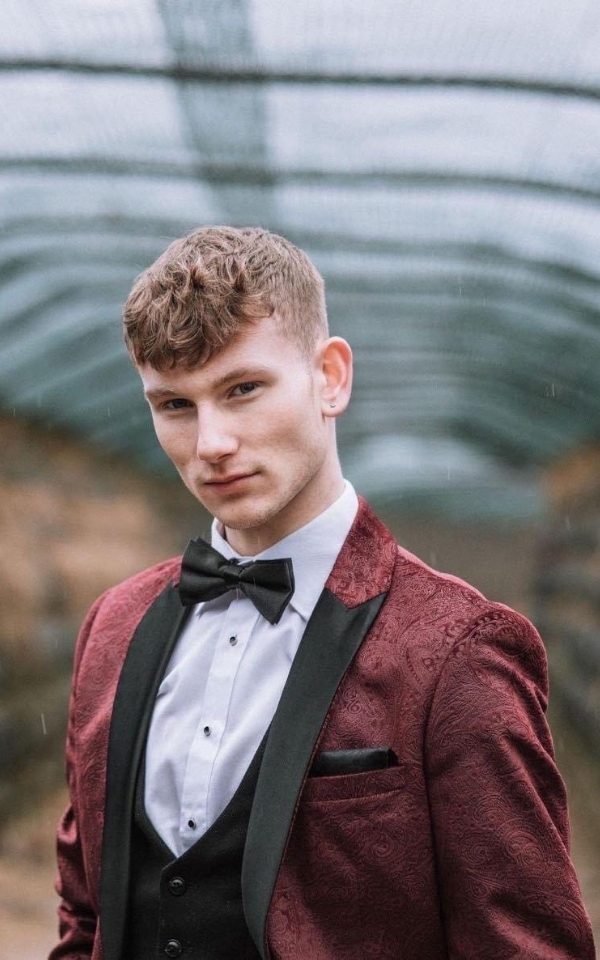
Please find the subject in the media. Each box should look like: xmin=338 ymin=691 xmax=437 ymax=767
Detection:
xmin=328 ymin=401 xmax=336 ymax=408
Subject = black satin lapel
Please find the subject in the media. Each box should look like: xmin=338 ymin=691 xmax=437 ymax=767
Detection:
xmin=99 ymin=583 xmax=190 ymax=960
xmin=241 ymin=587 xmax=386 ymax=959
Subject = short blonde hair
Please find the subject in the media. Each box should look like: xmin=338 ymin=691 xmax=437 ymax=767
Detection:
xmin=123 ymin=225 xmax=328 ymax=369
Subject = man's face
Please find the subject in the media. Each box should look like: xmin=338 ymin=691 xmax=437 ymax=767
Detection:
xmin=139 ymin=314 xmax=343 ymax=550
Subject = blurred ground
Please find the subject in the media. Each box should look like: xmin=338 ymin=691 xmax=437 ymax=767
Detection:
xmin=0 ymin=787 xmax=66 ymax=960
xmin=549 ymin=699 xmax=600 ymax=942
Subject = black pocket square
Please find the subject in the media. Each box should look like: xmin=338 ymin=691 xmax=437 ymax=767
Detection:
xmin=309 ymin=747 xmax=397 ymax=777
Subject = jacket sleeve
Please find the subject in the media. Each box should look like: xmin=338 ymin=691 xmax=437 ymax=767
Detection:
xmin=48 ymin=593 xmax=107 ymax=960
xmin=425 ymin=608 xmax=596 ymax=960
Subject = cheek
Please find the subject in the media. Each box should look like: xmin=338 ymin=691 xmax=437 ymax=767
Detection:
xmin=264 ymin=403 xmax=324 ymax=459
xmin=153 ymin=420 xmax=192 ymax=463
xmin=264 ymin=407 xmax=307 ymax=446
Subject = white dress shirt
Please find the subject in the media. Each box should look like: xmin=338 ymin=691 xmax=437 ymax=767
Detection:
xmin=144 ymin=480 xmax=359 ymax=855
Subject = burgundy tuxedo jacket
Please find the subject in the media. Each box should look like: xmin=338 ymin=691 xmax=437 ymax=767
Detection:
xmin=50 ymin=498 xmax=595 ymax=960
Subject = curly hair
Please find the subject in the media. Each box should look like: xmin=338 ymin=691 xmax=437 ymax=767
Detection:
xmin=122 ymin=226 xmax=328 ymax=370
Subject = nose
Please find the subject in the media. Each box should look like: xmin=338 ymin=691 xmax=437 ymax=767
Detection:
xmin=195 ymin=410 xmax=238 ymax=462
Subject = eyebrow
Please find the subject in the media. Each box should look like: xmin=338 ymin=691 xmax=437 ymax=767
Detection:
xmin=144 ymin=387 xmax=182 ymax=403
xmin=144 ymin=366 xmax=272 ymax=403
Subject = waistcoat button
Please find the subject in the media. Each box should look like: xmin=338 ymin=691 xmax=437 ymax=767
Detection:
xmin=168 ymin=876 xmax=186 ymax=896
xmin=164 ymin=939 xmax=182 ymax=958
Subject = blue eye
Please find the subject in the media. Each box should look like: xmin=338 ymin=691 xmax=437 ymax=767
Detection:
xmin=164 ymin=398 xmax=191 ymax=410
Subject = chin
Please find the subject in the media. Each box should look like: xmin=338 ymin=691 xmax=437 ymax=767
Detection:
xmin=212 ymin=487 xmax=292 ymax=532
xmin=214 ymin=503 xmax=275 ymax=532
xmin=192 ymin=471 xmax=313 ymax=533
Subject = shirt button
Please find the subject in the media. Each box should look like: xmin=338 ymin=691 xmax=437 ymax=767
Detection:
xmin=168 ymin=876 xmax=186 ymax=896
xmin=164 ymin=939 xmax=182 ymax=958
xmin=187 ymin=818 xmax=196 ymax=829
xmin=229 ymin=634 xmax=238 ymax=646
xmin=203 ymin=725 xmax=211 ymax=736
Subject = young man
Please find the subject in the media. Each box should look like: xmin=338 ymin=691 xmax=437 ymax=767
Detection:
xmin=50 ymin=226 xmax=595 ymax=960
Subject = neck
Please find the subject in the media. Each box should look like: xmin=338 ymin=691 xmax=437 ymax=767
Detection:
xmin=223 ymin=458 xmax=345 ymax=556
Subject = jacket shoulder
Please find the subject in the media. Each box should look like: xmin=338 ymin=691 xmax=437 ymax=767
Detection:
xmin=396 ymin=541 xmax=488 ymax=605
xmin=389 ymin=539 xmax=541 ymax=648
xmin=74 ymin=555 xmax=183 ymax=667
xmin=97 ymin=554 xmax=182 ymax=611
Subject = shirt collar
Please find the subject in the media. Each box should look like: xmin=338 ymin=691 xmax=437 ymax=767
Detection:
xmin=210 ymin=480 xmax=359 ymax=621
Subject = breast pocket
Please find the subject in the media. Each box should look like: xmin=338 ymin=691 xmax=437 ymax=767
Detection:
xmin=301 ymin=763 xmax=407 ymax=803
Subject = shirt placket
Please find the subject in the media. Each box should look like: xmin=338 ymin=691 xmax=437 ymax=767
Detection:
xmin=179 ymin=592 xmax=257 ymax=844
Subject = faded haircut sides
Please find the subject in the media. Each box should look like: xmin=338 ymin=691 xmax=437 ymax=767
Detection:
xmin=122 ymin=225 xmax=328 ymax=370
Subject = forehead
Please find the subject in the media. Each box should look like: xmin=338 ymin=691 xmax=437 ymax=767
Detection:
xmin=138 ymin=314 xmax=308 ymax=395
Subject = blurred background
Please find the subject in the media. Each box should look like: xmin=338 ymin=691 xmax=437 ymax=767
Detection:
xmin=0 ymin=1 xmax=599 ymax=955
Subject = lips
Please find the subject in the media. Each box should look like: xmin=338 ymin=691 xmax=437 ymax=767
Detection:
xmin=204 ymin=472 xmax=255 ymax=488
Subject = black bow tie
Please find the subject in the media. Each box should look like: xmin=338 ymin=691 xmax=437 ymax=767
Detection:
xmin=178 ymin=538 xmax=295 ymax=625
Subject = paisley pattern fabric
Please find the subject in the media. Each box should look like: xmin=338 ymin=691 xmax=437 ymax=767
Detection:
xmin=49 ymin=499 xmax=595 ymax=959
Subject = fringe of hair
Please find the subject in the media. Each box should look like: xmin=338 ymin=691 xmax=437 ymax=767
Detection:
xmin=123 ymin=226 xmax=327 ymax=369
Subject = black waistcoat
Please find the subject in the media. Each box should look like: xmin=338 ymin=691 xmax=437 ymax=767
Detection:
xmin=125 ymin=733 xmax=267 ymax=960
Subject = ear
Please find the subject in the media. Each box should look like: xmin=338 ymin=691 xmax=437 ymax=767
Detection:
xmin=315 ymin=337 xmax=353 ymax=417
